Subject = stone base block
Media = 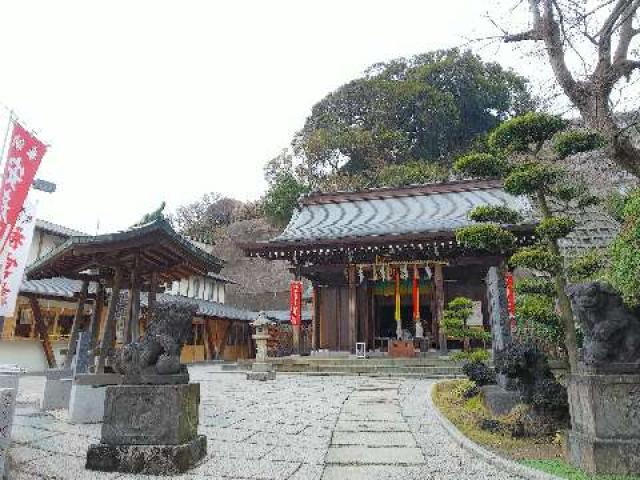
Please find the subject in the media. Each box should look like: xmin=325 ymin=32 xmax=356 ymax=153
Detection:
xmin=86 ymin=434 xmax=206 ymax=474
xmin=40 ymin=377 xmax=72 ymax=410
xmin=481 ymin=385 xmax=521 ymax=415
xmin=69 ymin=383 xmax=106 ymax=424
xmin=1 ymin=387 xmax=17 ymax=480
xmin=102 ymin=383 xmax=200 ymax=445
xmin=568 ymin=431 xmax=640 ymax=475
xmin=0 ymin=374 xmax=18 ymax=391
xmin=246 ymin=371 xmax=276 ymax=381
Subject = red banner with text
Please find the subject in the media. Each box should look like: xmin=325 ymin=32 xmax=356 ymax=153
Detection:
xmin=290 ymin=281 xmax=303 ymax=326
xmin=0 ymin=122 xmax=46 ymax=254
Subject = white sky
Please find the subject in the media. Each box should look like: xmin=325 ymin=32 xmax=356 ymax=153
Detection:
xmin=0 ymin=0 xmax=545 ymax=234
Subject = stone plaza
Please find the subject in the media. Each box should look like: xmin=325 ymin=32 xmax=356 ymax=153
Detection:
xmin=7 ymin=365 xmax=521 ymax=480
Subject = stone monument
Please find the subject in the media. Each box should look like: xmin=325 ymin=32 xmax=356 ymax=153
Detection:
xmin=86 ymin=302 xmax=207 ymax=474
xmin=0 ymin=387 xmax=16 ymax=479
xmin=247 ymin=311 xmax=276 ymax=381
xmin=567 ymin=282 xmax=640 ymax=475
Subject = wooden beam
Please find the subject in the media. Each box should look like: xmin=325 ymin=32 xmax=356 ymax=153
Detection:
xmin=28 ymin=297 xmax=56 ymax=368
xmin=87 ymin=282 xmax=104 ymax=367
xmin=63 ymin=280 xmax=89 ymax=369
xmin=96 ymin=268 xmax=124 ymax=373
xmin=311 ymin=285 xmax=320 ymax=350
xmin=148 ymin=272 xmax=157 ymax=312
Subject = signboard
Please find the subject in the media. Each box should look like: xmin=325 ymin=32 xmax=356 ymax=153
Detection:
xmin=467 ymin=301 xmax=483 ymax=326
xmin=290 ymin=280 xmax=303 ymax=326
xmin=505 ymin=272 xmax=516 ymax=332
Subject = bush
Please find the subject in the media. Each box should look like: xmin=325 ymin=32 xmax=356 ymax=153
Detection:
xmin=530 ymin=378 xmax=568 ymax=416
xmin=503 ymin=162 xmax=559 ymax=196
xmin=515 ymin=278 xmax=555 ymax=296
xmin=453 ymin=152 xmax=510 ymax=178
xmin=450 ymin=348 xmax=490 ymax=363
xmin=609 ymin=190 xmax=640 ymax=306
xmin=552 ymin=128 xmax=606 ymax=159
xmin=567 ymin=249 xmax=606 ymax=282
xmin=515 ymin=294 xmax=560 ymax=327
xmin=535 ymin=216 xmax=576 ymax=240
xmin=456 ymin=223 xmax=516 ymax=253
xmin=468 ymin=205 xmax=523 ymax=224
xmin=510 ymin=246 xmax=562 ymax=274
xmin=494 ymin=341 xmax=550 ymax=392
xmin=488 ymin=112 xmax=567 ymax=153
xmin=462 ymin=361 xmax=496 ymax=386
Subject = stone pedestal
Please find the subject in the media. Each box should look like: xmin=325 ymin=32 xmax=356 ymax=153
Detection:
xmin=86 ymin=383 xmax=206 ymax=474
xmin=568 ymin=365 xmax=640 ymax=475
xmin=246 ymin=361 xmax=276 ymax=381
xmin=0 ymin=387 xmax=17 ymax=479
xmin=40 ymin=369 xmax=73 ymax=410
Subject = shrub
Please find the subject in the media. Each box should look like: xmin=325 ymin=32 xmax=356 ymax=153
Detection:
xmin=452 ymin=379 xmax=477 ymax=399
xmin=510 ymin=246 xmax=562 ymax=274
xmin=494 ymin=342 xmax=550 ymax=391
xmin=456 ymin=223 xmax=516 ymax=253
xmin=450 ymin=348 xmax=490 ymax=363
xmin=488 ymin=112 xmax=567 ymax=153
xmin=503 ymin=162 xmax=559 ymax=195
xmin=453 ymin=153 xmax=509 ymax=178
xmin=535 ymin=216 xmax=576 ymax=240
xmin=531 ymin=378 xmax=568 ymax=417
xmin=516 ymin=294 xmax=560 ymax=327
xmin=567 ymin=249 xmax=606 ymax=282
xmin=462 ymin=361 xmax=496 ymax=386
xmin=468 ymin=205 xmax=523 ymax=224
xmin=515 ymin=278 xmax=555 ymax=296
xmin=552 ymin=128 xmax=606 ymax=159
xmin=609 ymin=190 xmax=640 ymax=306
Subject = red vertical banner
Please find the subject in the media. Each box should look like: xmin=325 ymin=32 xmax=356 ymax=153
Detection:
xmin=505 ymin=272 xmax=516 ymax=332
xmin=0 ymin=122 xmax=46 ymax=254
xmin=290 ymin=280 xmax=303 ymax=326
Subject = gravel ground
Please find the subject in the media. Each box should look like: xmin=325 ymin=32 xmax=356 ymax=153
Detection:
xmin=8 ymin=365 xmax=520 ymax=479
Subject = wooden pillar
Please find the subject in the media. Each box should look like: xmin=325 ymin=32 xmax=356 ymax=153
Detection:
xmin=148 ymin=272 xmax=157 ymax=312
xmin=29 ymin=297 xmax=56 ymax=368
xmin=347 ymin=265 xmax=357 ymax=352
xmin=63 ymin=280 xmax=89 ymax=369
xmin=87 ymin=282 xmax=104 ymax=363
xmin=311 ymin=285 xmax=320 ymax=350
xmin=97 ymin=268 xmax=124 ymax=373
xmin=434 ymin=263 xmax=447 ymax=355
xmin=129 ymin=275 xmax=141 ymax=343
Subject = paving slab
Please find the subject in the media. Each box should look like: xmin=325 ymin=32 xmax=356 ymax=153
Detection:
xmin=332 ymin=431 xmax=416 ymax=446
xmin=325 ymin=446 xmax=425 ymax=465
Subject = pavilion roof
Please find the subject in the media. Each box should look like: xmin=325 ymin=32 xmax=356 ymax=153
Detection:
xmin=240 ymin=179 xmax=537 ymax=262
xmin=26 ymin=219 xmax=223 ymax=285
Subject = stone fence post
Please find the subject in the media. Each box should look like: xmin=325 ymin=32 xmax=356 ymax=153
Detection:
xmin=0 ymin=387 xmax=17 ymax=479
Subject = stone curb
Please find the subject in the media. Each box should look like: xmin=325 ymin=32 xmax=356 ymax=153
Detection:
xmin=427 ymin=383 xmax=562 ymax=480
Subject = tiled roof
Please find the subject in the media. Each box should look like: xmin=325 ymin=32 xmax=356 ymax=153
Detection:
xmin=263 ymin=309 xmax=312 ymax=323
xmin=18 ymin=277 xmax=256 ymax=322
xmin=35 ymin=219 xmax=87 ymax=238
xmin=274 ymin=180 xmax=533 ymax=243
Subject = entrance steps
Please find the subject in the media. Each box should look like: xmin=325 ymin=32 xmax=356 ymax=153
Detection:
xmin=230 ymin=355 xmax=465 ymax=379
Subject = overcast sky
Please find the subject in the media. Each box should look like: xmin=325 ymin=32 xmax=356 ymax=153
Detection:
xmin=0 ymin=0 xmax=543 ymax=234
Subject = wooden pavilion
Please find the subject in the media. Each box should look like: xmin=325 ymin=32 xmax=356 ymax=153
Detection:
xmin=25 ymin=219 xmax=225 ymax=371
xmin=241 ymin=179 xmax=537 ymax=353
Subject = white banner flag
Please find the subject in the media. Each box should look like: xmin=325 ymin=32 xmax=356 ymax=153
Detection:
xmin=0 ymin=200 xmax=36 ymax=316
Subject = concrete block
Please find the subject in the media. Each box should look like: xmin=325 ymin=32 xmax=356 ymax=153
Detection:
xmin=0 ymin=387 xmax=17 ymax=479
xmin=0 ymin=374 xmax=18 ymax=391
xmin=69 ymin=383 xmax=107 ymax=424
xmin=568 ymin=367 xmax=640 ymax=475
xmin=481 ymin=385 xmax=521 ymax=415
xmin=40 ymin=376 xmax=72 ymax=411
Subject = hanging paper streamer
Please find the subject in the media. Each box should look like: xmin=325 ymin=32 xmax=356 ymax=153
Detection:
xmin=425 ymin=265 xmax=432 ymax=279
xmin=358 ymin=265 xmax=365 ymax=284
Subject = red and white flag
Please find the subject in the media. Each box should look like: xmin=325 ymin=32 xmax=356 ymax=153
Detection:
xmin=0 ymin=200 xmax=36 ymax=316
xmin=0 ymin=121 xmax=46 ymax=255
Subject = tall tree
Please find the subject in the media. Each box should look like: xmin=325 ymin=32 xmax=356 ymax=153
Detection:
xmin=494 ymin=0 xmax=640 ymax=177
xmin=293 ymin=49 xmax=533 ymax=178
xmin=170 ymin=193 xmax=242 ymax=243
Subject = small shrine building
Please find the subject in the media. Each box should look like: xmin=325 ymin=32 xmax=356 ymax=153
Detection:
xmin=241 ymin=179 xmax=537 ymax=352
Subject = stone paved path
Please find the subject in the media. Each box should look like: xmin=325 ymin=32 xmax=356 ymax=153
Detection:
xmin=9 ymin=366 xmax=520 ymax=479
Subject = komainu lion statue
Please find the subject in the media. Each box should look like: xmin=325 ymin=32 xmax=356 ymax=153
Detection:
xmin=567 ymin=282 xmax=640 ymax=366
xmin=114 ymin=301 xmax=197 ymax=380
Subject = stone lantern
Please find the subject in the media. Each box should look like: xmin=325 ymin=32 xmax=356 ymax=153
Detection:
xmin=247 ymin=311 xmax=276 ymax=381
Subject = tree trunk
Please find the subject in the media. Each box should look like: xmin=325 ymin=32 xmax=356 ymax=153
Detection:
xmin=537 ymin=192 xmax=578 ymax=373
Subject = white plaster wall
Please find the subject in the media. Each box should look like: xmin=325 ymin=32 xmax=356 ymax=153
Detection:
xmin=0 ymin=340 xmax=47 ymax=371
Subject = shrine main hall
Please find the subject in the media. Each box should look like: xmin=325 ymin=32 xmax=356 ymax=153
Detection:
xmin=241 ymin=179 xmax=536 ymax=353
